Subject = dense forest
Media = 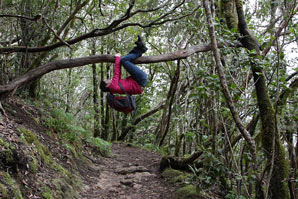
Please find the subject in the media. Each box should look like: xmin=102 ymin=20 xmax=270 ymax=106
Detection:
xmin=0 ymin=0 xmax=297 ymax=198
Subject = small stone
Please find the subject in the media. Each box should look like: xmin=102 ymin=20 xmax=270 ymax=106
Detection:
xmin=133 ymin=184 xmax=142 ymax=189
xmin=120 ymin=179 xmax=134 ymax=186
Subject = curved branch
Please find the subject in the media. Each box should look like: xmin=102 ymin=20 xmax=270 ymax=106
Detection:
xmin=0 ymin=42 xmax=242 ymax=98
xmin=159 ymin=151 xmax=203 ymax=171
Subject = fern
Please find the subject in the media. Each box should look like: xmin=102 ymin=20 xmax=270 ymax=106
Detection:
xmin=85 ymin=137 xmax=112 ymax=157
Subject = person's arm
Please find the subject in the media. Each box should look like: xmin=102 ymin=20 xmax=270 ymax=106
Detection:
xmin=111 ymin=54 xmax=121 ymax=82
xmin=108 ymin=54 xmax=122 ymax=93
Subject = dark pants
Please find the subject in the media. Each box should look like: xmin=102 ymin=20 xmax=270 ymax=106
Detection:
xmin=121 ymin=52 xmax=148 ymax=87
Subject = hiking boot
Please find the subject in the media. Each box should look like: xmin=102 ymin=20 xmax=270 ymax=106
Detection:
xmin=135 ymin=35 xmax=144 ymax=46
xmin=135 ymin=35 xmax=147 ymax=53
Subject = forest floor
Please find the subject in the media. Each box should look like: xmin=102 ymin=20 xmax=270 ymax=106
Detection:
xmin=79 ymin=142 xmax=176 ymax=199
xmin=0 ymin=97 xmax=178 ymax=199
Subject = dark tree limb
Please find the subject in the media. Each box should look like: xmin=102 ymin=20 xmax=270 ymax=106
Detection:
xmin=159 ymin=151 xmax=203 ymax=171
xmin=41 ymin=17 xmax=72 ymax=49
xmin=0 ymin=42 xmax=242 ymax=99
xmin=118 ymin=102 xmax=166 ymax=141
xmin=0 ymin=14 xmax=42 ymax=21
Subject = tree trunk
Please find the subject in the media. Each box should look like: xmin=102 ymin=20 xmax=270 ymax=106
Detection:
xmin=92 ymin=43 xmax=100 ymax=138
xmin=101 ymin=58 xmax=111 ymax=140
xmin=155 ymin=61 xmax=180 ymax=147
xmin=220 ymin=0 xmax=290 ymax=198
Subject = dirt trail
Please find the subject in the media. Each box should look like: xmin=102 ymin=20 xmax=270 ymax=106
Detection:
xmin=79 ymin=143 xmax=175 ymax=199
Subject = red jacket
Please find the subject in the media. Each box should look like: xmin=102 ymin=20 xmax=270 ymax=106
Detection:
xmin=108 ymin=56 xmax=143 ymax=95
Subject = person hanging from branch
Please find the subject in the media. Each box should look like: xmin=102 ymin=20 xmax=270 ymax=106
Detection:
xmin=100 ymin=36 xmax=148 ymax=113
xmin=100 ymin=35 xmax=148 ymax=94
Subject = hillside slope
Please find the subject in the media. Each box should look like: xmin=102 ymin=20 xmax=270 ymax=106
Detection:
xmin=0 ymin=98 xmax=177 ymax=199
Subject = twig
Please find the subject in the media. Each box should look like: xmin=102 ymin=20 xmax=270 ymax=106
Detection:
xmin=0 ymin=14 xmax=42 ymax=21
xmin=0 ymin=102 xmax=8 ymax=117
xmin=42 ymin=17 xmax=72 ymax=49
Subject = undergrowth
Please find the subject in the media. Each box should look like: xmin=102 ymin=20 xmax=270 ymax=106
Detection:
xmin=42 ymin=107 xmax=112 ymax=157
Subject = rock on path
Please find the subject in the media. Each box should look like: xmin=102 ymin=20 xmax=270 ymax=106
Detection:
xmin=79 ymin=143 xmax=175 ymax=199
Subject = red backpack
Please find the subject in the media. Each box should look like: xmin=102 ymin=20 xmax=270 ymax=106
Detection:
xmin=106 ymin=83 xmax=136 ymax=114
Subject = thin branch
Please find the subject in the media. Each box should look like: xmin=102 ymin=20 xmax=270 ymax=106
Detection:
xmin=0 ymin=14 xmax=42 ymax=21
xmin=261 ymin=2 xmax=298 ymax=58
xmin=42 ymin=17 xmax=72 ymax=49
xmin=118 ymin=102 xmax=166 ymax=140
xmin=286 ymin=71 xmax=298 ymax=81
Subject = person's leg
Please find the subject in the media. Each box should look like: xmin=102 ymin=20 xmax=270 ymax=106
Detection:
xmin=121 ymin=52 xmax=148 ymax=87
xmin=121 ymin=51 xmax=142 ymax=62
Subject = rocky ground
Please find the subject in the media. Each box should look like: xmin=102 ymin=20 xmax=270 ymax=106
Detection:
xmin=79 ymin=143 xmax=176 ymax=199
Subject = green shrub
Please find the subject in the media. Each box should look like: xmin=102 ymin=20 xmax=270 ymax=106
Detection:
xmin=85 ymin=137 xmax=112 ymax=157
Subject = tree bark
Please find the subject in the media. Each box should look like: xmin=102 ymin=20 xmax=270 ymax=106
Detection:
xmin=157 ymin=61 xmax=180 ymax=147
xmin=0 ymin=42 xmax=242 ymax=99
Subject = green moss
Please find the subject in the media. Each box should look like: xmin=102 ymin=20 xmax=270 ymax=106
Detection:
xmin=1 ymin=172 xmax=23 ymax=199
xmin=220 ymin=0 xmax=238 ymax=29
xmin=2 ymin=172 xmax=13 ymax=186
xmin=12 ymin=185 xmax=23 ymax=199
xmin=162 ymin=168 xmax=184 ymax=178
xmin=45 ymin=130 xmax=53 ymax=137
xmin=33 ymin=117 xmax=40 ymax=124
xmin=51 ymin=176 xmax=81 ymax=199
xmin=162 ymin=168 xmax=189 ymax=183
xmin=63 ymin=143 xmax=79 ymax=159
xmin=270 ymin=145 xmax=290 ymax=199
xmin=0 ymin=138 xmax=14 ymax=163
xmin=29 ymin=157 xmax=38 ymax=174
xmin=175 ymin=185 xmax=201 ymax=199
xmin=173 ymin=174 xmax=189 ymax=183
xmin=17 ymin=128 xmax=76 ymax=187
xmin=18 ymin=127 xmax=38 ymax=144
xmin=0 ymin=183 xmax=8 ymax=198
xmin=41 ymin=186 xmax=54 ymax=199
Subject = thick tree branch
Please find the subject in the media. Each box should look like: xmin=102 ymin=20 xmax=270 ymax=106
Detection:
xmin=0 ymin=42 xmax=242 ymax=99
xmin=159 ymin=151 xmax=203 ymax=171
